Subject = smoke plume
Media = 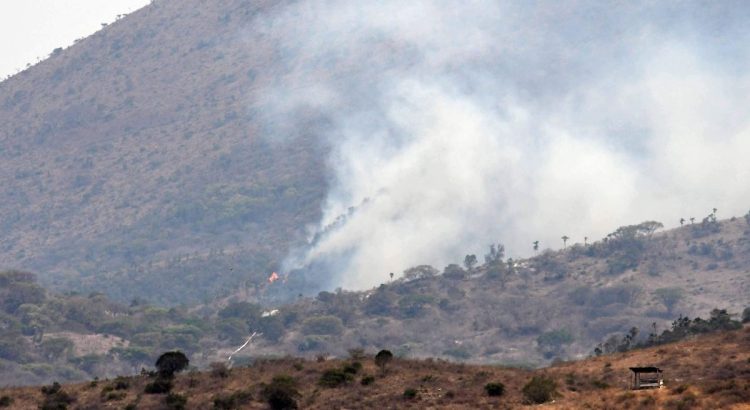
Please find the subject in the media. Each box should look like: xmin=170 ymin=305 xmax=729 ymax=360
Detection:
xmin=244 ymin=1 xmax=750 ymax=290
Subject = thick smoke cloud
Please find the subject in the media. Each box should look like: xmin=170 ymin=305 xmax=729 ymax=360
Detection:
xmin=244 ymin=1 xmax=750 ymax=290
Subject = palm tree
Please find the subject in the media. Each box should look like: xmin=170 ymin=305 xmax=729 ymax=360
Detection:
xmin=561 ymin=235 xmax=569 ymax=248
xmin=679 ymin=218 xmax=685 ymax=226
xmin=533 ymin=241 xmax=539 ymax=252
xmin=584 ymin=236 xmax=588 ymax=246
xmin=689 ymin=217 xmax=695 ymax=224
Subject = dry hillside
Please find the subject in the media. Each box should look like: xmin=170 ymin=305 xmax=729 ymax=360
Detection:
xmin=220 ymin=216 xmax=750 ymax=367
xmin=0 ymin=325 xmax=748 ymax=409
xmin=0 ymin=0 xmax=332 ymax=305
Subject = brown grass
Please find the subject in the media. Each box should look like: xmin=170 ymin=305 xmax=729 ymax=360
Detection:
xmin=1 ymin=326 xmax=748 ymax=409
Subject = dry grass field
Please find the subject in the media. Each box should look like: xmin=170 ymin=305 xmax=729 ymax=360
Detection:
xmin=1 ymin=325 xmax=747 ymax=409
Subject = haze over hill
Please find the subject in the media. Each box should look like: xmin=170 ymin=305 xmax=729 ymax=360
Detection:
xmin=2 ymin=0 xmax=750 ymax=306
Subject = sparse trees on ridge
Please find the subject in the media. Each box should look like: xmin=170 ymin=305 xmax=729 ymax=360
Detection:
xmin=463 ymin=254 xmax=478 ymax=271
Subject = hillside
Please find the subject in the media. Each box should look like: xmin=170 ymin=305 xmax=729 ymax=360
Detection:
xmin=2 ymin=216 xmax=747 ymax=387
xmin=0 ymin=0 xmax=332 ymax=305
xmin=0 ymin=325 xmax=748 ymax=409
xmin=229 ymin=215 xmax=750 ymax=367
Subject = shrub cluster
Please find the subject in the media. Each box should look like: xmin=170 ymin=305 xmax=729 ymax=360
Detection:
xmin=522 ymin=375 xmax=558 ymax=404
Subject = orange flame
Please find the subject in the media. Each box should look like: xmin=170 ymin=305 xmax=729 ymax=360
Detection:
xmin=268 ymin=272 xmax=280 ymax=284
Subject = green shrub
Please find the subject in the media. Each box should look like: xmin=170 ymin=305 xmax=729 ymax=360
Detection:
xmin=361 ymin=375 xmax=375 ymax=386
xmin=39 ymin=382 xmax=75 ymax=410
xmin=319 ymin=368 xmax=352 ymax=387
xmin=165 ymin=393 xmax=187 ymax=410
xmin=342 ymin=361 xmax=362 ymax=374
xmin=144 ymin=377 xmax=173 ymax=394
xmin=114 ymin=377 xmax=130 ymax=390
xmin=484 ymin=382 xmax=505 ymax=397
xmin=592 ymin=379 xmax=610 ymax=389
xmin=103 ymin=391 xmax=127 ymax=401
xmin=0 ymin=396 xmax=13 ymax=407
xmin=213 ymin=390 xmax=252 ymax=409
xmin=522 ymin=375 xmax=557 ymax=404
xmin=262 ymin=375 xmax=300 ymax=410
xmin=403 ymin=388 xmax=418 ymax=399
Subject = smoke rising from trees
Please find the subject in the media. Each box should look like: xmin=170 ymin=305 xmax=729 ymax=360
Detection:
xmin=243 ymin=1 xmax=750 ymax=289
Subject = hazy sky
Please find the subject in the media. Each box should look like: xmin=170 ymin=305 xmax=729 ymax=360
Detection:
xmin=0 ymin=0 xmax=149 ymax=79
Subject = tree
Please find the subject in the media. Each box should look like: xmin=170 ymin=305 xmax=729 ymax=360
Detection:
xmin=463 ymin=254 xmax=478 ymax=271
xmin=680 ymin=218 xmax=685 ymax=226
xmin=374 ymin=349 xmax=393 ymax=374
xmin=484 ymin=244 xmax=505 ymax=264
xmin=533 ymin=241 xmax=539 ymax=252
xmin=403 ymin=265 xmax=438 ymax=281
xmin=155 ymin=351 xmax=189 ymax=378
xmin=743 ymin=307 xmax=750 ymax=324
xmin=690 ymin=217 xmax=695 ymax=224
xmin=443 ymin=264 xmax=466 ymax=280
xmin=561 ymin=236 xmax=569 ymax=248
xmin=584 ymin=236 xmax=588 ymax=246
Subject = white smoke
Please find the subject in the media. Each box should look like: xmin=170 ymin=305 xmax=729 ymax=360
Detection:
xmin=244 ymin=1 xmax=750 ymax=290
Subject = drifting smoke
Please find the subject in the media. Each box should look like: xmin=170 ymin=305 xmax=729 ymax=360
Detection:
xmin=244 ymin=1 xmax=750 ymax=290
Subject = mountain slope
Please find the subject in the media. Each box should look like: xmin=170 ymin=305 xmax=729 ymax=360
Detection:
xmin=0 ymin=0 xmax=331 ymax=305
xmin=229 ymin=216 xmax=750 ymax=367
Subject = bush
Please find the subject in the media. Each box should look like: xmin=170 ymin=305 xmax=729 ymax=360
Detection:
xmin=403 ymin=388 xmax=418 ymax=399
xmin=0 ymin=396 xmax=12 ymax=407
xmin=485 ymin=382 xmax=505 ymax=397
xmin=522 ymin=375 xmax=558 ymax=404
xmin=342 ymin=361 xmax=362 ymax=374
xmin=165 ymin=393 xmax=187 ymax=410
xmin=742 ymin=307 xmax=750 ymax=324
xmin=144 ymin=377 xmax=173 ymax=394
xmin=213 ymin=390 xmax=252 ymax=409
xmin=103 ymin=391 xmax=126 ymax=401
xmin=319 ymin=368 xmax=352 ymax=387
xmin=40 ymin=382 xmax=75 ymax=410
xmin=262 ymin=375 xmax=300 ymax=410
xmin=113 ymin=377 xmax=130 ymax=390
xmin=361 ymin=375 xmax=375 ymax=386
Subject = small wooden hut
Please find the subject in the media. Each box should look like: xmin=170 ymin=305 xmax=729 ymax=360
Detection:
xmin=629 ymin=366 xmax=663 ymax=389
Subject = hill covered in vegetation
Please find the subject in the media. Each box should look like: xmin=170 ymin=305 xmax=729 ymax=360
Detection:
xmin=232 ymin=215 xmax=750 ymax=366
xmin=0 ymin=324 xmax=748 ymax=409
xmin=1 ymin=216 xmax=748 ymax=387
